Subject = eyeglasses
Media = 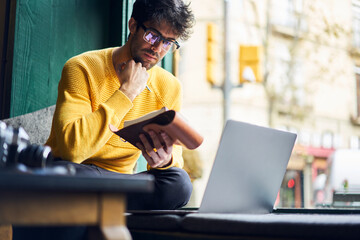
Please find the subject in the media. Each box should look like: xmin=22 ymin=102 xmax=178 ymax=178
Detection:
xmin=139 ymin=24 xmax=180 ymax=52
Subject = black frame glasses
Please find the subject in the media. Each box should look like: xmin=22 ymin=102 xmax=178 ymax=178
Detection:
xmin=139 ymin=23 xmax=180 ymax=52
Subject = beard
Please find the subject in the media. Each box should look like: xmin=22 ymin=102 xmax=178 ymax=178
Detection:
xmin=132 ymin=48 xmax=160 ymax=70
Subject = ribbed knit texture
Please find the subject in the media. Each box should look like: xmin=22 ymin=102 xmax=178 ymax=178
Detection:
xmin=46 ymin=47 xmax=183 ymax=173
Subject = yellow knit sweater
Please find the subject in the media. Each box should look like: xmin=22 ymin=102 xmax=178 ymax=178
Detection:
xmin=46 ymin=47 xmax=183 ymax=174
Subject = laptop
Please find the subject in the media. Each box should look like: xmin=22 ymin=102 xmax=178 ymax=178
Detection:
xmin=129 ymin=119 xmax=297 ymax=214
xmin=198 ymin=120 xmax=297 ymax=214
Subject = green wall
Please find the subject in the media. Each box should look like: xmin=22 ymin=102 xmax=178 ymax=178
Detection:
xmin=10 ymin=0 xmax=127 ymax=117
xmin=9 ymin=0 xmax=172 ymax=118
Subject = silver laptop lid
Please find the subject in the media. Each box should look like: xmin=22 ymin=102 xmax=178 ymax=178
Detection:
xmin=199 ymin=120 xmax=297 ymax=214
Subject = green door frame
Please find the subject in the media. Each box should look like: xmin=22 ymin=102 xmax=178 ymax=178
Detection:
xmin=0 ymin=0 xmax=16 ymax=119
xmin=0 ymin=0 xmax=173 ymax=119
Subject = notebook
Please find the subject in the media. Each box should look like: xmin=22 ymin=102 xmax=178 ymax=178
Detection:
xmin=129 ymin=119 xmax=297 ymax=214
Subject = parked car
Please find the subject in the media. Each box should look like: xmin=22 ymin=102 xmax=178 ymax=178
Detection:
xmin=319 ymin=149 xmax=360 ymax=207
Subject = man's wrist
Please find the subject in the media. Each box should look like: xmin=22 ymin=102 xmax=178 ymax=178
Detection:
xmin=160 ymin=155 xmax=173 ymax=168
xmin=119 ymin=87 xmax=136 ymax=101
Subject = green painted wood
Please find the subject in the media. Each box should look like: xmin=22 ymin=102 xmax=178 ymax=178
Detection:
xmin=109 ymin=0 xmax=123 ymax=47
xmin=0 ymin=0 xmax=16 ymax=119
xmin=162 ymin=54 xmax=173 ymax=73
xmin=136 ymin=154 xmax=148 ymax=173
xmin=8 ymin=0 xmax=174 ymax=118
xmin=9 ymin=0 xmax=124 ymax=117
xmin=121 ymin=0 xmax=134 ymax=46
xmin=121 ymin=1 xmax=128 ymax=45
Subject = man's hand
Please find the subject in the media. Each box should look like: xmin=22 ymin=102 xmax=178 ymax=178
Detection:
xmin=136 ymin=130 xmax=174 ymax=168
xmin=116 ymin=60 xmax=149 ymax=101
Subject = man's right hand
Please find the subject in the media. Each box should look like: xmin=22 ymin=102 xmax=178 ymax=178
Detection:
xmin=116 ymin=60 xmax=149 ymax=101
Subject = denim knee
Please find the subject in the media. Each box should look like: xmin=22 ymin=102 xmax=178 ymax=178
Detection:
xmin=173 ymin=168 xmax=193 ymax=207
xmin=150 ymin=167 xmax=193 ymax=209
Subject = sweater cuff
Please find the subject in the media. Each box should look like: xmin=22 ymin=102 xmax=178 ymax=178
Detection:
xmin=147 ymin=155 xmax=175 ymax=171
xmin=103 ymin=90 xmax=133 ymax=120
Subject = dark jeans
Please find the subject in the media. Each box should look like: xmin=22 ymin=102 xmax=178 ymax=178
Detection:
xmin=52 ymin=160 xmax=193 ymax=210
xmin=13 ymin=161 xmax=192 ymax=240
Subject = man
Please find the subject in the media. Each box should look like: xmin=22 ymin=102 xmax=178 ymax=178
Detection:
xmin=46 ymin=0 xmax=195 ymax=210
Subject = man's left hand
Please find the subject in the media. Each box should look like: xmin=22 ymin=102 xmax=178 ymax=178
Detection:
xmin=136 ymin=130 xmax=174 ymax=168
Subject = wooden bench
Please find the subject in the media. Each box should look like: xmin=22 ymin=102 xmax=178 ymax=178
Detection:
xmin=0 ymin=170 xmax=153 ymax=240
xmin=127 ymin=209 xmax=360 ymax=240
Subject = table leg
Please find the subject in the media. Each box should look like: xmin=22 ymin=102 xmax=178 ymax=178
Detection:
xmin=101 ymin=226 xmax=132 ymax=240
xmin=0 ymin=225 xmax=12 ymax=240
xmin=98 ymin=193 xmax=131 ymax=240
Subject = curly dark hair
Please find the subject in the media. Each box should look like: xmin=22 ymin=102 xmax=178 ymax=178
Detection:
xmin=131 ymin=0 xmax=195 ymax=41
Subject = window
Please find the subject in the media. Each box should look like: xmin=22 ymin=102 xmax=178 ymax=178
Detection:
xmin=353 ymin=0 xmax=360 ymax=48
xmin=322 ymin=132 xmax=333 ymax=149
xmin=355 ymin=66 xmax=360 ymax=117
xmin=272 ymin=44 xmax=304 ymax=108
xmin=299 ymin=130 xmax=311 ymax=146
xmin=271 ymin=0 xmax=304 ymax=30
xmin=350 ymin=136 xmax=360 ymax=149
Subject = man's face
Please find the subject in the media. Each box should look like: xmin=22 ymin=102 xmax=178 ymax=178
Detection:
xmin=129 ymin=20 xmax=178 ymax=70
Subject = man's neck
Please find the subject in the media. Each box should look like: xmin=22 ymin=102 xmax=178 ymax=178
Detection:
xmin=112 ymin=43 xmax=132 ymax=69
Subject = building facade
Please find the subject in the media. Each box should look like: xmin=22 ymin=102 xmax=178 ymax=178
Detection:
xmin=179 ymin=0 xmax=360 ymax=208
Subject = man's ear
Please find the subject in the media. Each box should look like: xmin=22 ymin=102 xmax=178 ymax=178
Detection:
xmin=128 ymin=18 xmax=137 ymax=34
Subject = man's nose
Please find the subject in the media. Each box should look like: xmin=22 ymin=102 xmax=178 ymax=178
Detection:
xmin=151 ymin=40 xmax=163 ymax=53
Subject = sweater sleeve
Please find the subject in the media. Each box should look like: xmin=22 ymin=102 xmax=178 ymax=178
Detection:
xmin=50 ymin=58 xmax=133 ymax=163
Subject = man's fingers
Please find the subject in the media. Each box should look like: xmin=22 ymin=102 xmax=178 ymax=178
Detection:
xmin=136 ymin=142 xmax=157 ymax=167
xmin=145 ymin=130 xmax=168 ymax=162
xmin=139 ymin=134 xmax=163 ymax=166
xmin=148 ymin=130 xmax=163 ymax=149
xmin=139 ymin=134 xmax=154 ymax=153
xmin=138 ymin=132 xmax=173 ymax=168
xmin=160 ymin=131 xmax=174 ymax=153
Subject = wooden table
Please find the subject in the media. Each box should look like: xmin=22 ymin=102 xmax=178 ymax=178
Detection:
xmin=0 ymin=170 xmax=154 ymax=240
